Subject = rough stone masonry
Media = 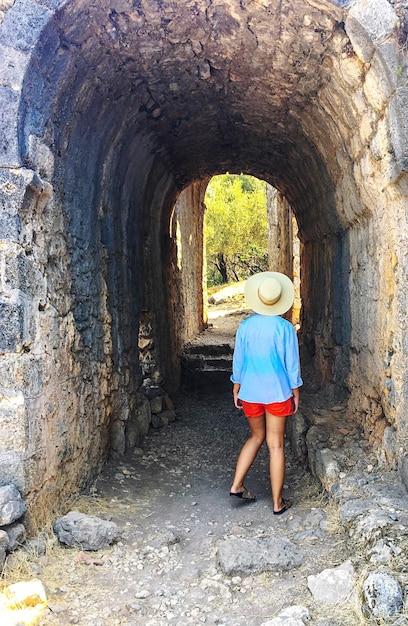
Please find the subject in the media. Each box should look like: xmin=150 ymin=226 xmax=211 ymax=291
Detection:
xmin=0 ymin=0 xmax=408 ymax=525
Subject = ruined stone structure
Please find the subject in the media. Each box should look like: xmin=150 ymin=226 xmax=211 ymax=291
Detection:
xmin=1 ymin=0 xmax=408 ymax=524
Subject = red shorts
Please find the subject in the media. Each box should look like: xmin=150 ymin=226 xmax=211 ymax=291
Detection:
xmin=241 ymin=397 xmax=293 ymax=418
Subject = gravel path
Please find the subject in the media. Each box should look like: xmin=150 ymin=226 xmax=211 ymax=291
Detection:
xmin=26 ymin=386 xmax=356 ymax=626
xmin=2 ymin=303 xmax=367 ymax=625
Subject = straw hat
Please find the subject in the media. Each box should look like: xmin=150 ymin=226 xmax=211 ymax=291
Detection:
xmin=244 ymin=272 xmax=294 ymax=316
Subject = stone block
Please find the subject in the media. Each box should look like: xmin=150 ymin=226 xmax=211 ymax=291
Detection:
xmin=217 ymin=536 xmax=305 ymax=576
xmin=0 ymin=86 xmax=21 ymax=166
xmin=1 ymin=579 xmax=47 ymax=612
xmin=150 ymin=395 xmax=164 ymax=414
xmin=389 ymin=88 xmax=408 ymax=176
xmin=151 ymin=413 xmax=163 ymax=429
xmin=0 ymin=0 xmax=51 ymax=53
xmin=260 ymin=606 xmax=310 ymax=626
xmin=0 ymin=214 xmax=22 ymax=243
xmin=143 ymin=385 xmax=164 ymax=400
xmin=363 ymin=571 xmax=403 ymax=618
xmin=363 ymin=57 xmax=393 ymax=112
xmin=0 ymin=530 xmax=9 ymax=569
xmin=160 ymin=409 xmax=176 ymax=423
xmin=0 ymin=45 xmax=29 ymax=89
xmin=370 ymin=117 xmax=392 ymax=161
xmin=35 ymin=0 xmax=66 ymax=9
xmin=0 ymin=452 xmax=26 ymax=492
xmin=0 ymin=355 xmax=44 ymax=397
xmin=344 ymin=16 xmax=374 ymax=63
xmin=5 ymin=251 xmax=47 ymax=299
xmin=338 ymin=55 xmax=364 ymax=88
xmin=308 ymin=560 xmax=355 ymax=604
xmin=53 ymin=511 xmax=119 ymax=551
xmin=4 ymin=522 xmax=26 ymax=551
xmin=381 ymin=426 xmax=398 ymax=467
xmin=0 ymin=168 xmax=35 ymax=214
xmin=286 ymin=410 xmax=308 ymax=461
xmin=24 ymin=536 xmax=47 ymax=556
xmin=0 ymin=391 xmax=27 ymax=453
xmin=0 ymin=484 xmax=26 ymax=525
xmin=110 ymin=419 xmax=126 ymax=456
xmin=348 ymin=0 xmax=396 ymax=44
xmin=314 ymin=448 xmax=341 ymax=491
xmin=0 ymin=301 xmax=23 ymax=353
xmin=376 ymin=42 xmax=407 ymax=92
xmin=138 ymin=336 xmax=153 ymax=350
xmin=153 ymin=409 xmax=176 ymax=427
xmin=27 ymin=135 xmax=55 ymax=180
xmin=399 ymin=454 xmax=408 ymax=490
xmin=125 ymin=397 xmax=151 ymax=450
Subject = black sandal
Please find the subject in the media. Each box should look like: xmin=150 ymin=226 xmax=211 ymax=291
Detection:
xmin=230 ymin=487 xmax=256 ymax=501
xmin=273 ymin=499 xmax=292 ymax=515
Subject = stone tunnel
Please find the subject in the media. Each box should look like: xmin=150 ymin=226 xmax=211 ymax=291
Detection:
xmin=1 ymin=0 xmax=408 ymax=526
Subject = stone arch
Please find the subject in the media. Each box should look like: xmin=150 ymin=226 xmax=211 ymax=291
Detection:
xmin=1 ymin=0 xmax=408 ymax=521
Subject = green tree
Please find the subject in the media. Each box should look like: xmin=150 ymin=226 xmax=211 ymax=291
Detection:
xmin=204 ymin=174 xmax=268 ymax=286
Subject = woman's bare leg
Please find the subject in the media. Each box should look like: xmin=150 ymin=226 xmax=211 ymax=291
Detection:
xmin=265 ymin=411 xmax=287 ymax=512
xmin=230 ymin=415 xmax=265 ymax=493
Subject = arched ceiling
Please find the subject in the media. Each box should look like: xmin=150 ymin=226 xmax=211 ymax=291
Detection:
xmin=20 ymin=0 xmax=363 ymax=239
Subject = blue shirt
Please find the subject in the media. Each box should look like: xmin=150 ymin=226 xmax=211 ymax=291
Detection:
xmin=230 ymin=314 xmax=303 ymax=403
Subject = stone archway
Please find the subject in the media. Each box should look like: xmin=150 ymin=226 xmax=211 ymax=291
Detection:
xmin=0 ymin=0 xmax=407 ymax=523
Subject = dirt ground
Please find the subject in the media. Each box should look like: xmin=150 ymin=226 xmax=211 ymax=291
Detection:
xmin=0 ymin=294 xmax=393 ymax=625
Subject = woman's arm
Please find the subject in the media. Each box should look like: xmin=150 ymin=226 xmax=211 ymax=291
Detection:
xmin=284 ymin=324 xmax=303 ymax=390
xmin=231 ymin=324 xmax=244 ymax=410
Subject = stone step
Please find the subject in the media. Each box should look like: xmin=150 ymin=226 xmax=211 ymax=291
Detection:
xmin=181 ymin=354 xmax=232 ymax=371
xmin=181 ymin=367 xmax=232 ymax=393
xmin=180 ymin=343 xmax=233 ymax=393
xmin=182 ymin=343 xmax=233 ymax=356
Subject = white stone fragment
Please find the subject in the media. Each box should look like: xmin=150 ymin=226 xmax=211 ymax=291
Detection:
xmin=260 ymin=605 xmax=310 ymax=625
xmin=307 ymin=560 xmax=355 ymax=604
xmin=348 ymin=0 xmax=396 ymax=42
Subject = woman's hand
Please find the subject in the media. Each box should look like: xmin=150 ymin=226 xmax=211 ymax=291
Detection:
xmin=292 ymin=387 xmax=300 ymax=413
xmin=233 ymin=383 xmax=243 ymax=409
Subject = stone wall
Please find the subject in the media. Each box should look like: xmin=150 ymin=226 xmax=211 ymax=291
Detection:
xmin=266 ymin=188 xmax=301 ymax=324
xmin=266 ymin=187 xmax=293 ymax=277
xmin=1 ymin=0 xmax=408 ymax=523
xmin=170 ymin=181 xmax=209 ymax=347
xmin=298 ymin=1 xmax=408 ymax=463
xmin=138 ymin=179 xmax=208 ymax=394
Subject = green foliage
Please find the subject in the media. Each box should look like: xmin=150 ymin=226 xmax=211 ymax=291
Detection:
xmin=204 ymin=174 xmax=269 ymax=286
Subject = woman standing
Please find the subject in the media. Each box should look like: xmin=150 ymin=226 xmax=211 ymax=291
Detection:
xmin=229 ymin=272 xmax=302 ymax=514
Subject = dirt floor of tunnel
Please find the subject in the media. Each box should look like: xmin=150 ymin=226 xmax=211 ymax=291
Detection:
xmin=0 ymin=293 xmax=369 ymax=625
xmin=2 ymin=299 xmax=368 ymax=626
xmin=29 ymin=389 xmax=355 ymax=626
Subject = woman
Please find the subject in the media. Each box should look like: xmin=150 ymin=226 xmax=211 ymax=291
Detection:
xmin=229 ymin=271 xmax=302 ymax=514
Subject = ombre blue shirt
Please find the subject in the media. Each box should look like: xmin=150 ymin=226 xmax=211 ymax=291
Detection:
xmin=230 ymin=313 xmax=303 ymax=403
